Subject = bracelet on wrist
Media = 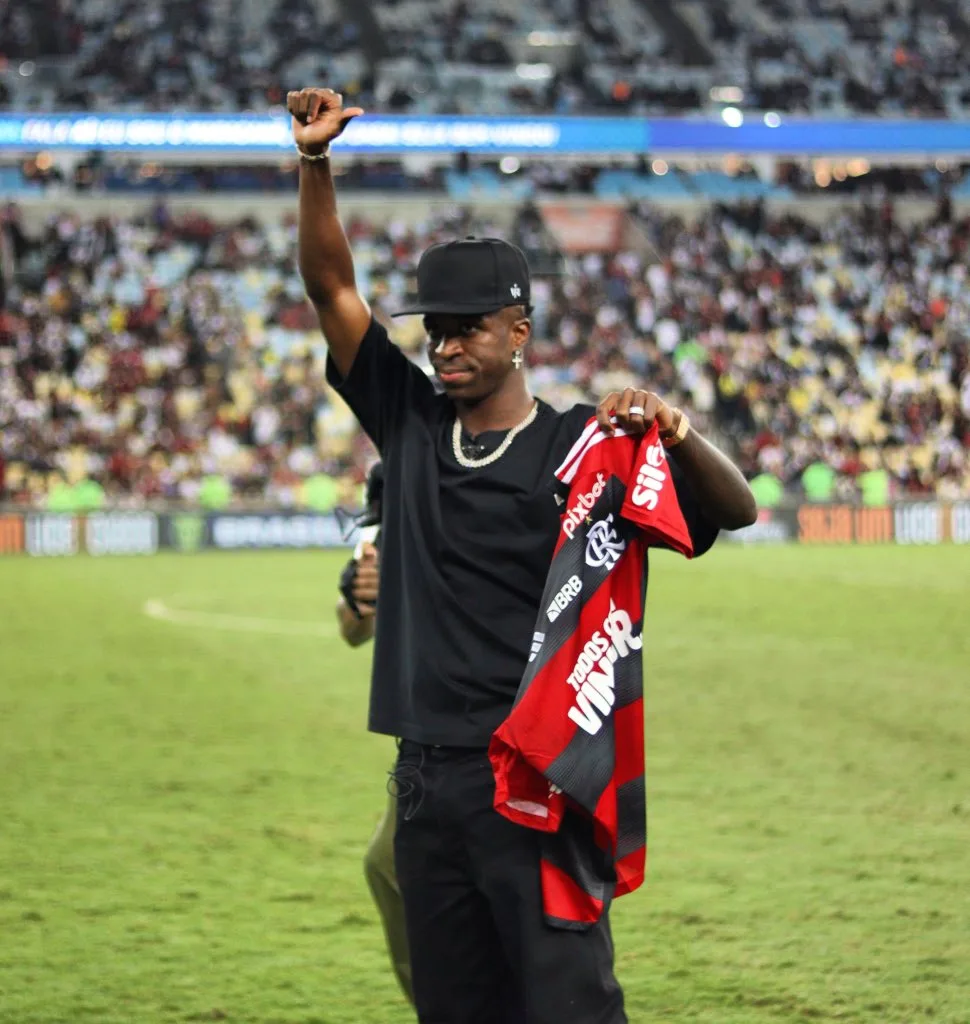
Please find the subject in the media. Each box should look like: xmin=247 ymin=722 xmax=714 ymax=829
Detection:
xmin=661 ymin=408 xmax=690 ymax=448
xmin=296 ymin=142 xmax=330 ymax=161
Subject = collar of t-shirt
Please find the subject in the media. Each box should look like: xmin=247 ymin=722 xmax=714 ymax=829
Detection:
xmin=458 ymin=425 xmax=506 ymax=460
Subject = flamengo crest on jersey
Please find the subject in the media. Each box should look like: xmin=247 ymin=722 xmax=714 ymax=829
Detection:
xmin=489 ymin=418 xmax=693 ymax=930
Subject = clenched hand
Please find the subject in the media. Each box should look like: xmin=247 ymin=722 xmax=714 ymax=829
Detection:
xmin=287 ymin=87 xmax=364 ymax=156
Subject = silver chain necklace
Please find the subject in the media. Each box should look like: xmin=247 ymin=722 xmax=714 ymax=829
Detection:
xmin=451 ymin=401 xmax=539 ymax=469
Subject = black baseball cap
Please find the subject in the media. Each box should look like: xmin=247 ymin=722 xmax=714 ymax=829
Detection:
xmin=392 ymin=236 xmax=531 ymax=317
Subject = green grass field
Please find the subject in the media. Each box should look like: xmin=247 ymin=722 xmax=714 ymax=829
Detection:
xmin=1 ymin=545 xmax=968 ymax=1024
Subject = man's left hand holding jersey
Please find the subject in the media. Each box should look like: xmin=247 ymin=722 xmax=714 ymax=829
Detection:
xmin=595 ymin=386 xmax=757 ymax=531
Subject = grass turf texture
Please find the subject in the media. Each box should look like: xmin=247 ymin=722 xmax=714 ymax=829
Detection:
xmin=0 ymin=545 xmax=968 ymax=1024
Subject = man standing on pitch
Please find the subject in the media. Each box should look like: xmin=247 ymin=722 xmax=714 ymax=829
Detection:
xmin=335 ymin=463 xmax=413 ymax=1006
xmin=289 ymin=86 xmax=757 ymax=1023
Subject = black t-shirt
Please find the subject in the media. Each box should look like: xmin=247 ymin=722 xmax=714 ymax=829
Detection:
xmin=327 ymin=318 xmax=718 ymax=746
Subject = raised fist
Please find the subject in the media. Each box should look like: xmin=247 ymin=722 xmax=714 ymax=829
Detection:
xmin=286 ymin=87 xmax=364 ymax=155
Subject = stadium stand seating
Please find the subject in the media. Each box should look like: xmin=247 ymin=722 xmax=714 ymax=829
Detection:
xmin=1 ymin=200 xmax=967 ymax=508
xmin=7 ymin=152 xmax=964 ymax=202
xmin=5 ymin=0 xmax=970 ymax=116
xmin=678 ymin=0 xmax=969 ymax=115
xmin=2 ymin=2 xmax=968 ymax=509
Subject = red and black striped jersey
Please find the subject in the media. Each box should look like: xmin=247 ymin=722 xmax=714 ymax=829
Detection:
xmin=489 ymin=418 xmax=693 ymax=929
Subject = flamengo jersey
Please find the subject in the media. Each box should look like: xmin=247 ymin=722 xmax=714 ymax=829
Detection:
xmin=489 ymin=418 xmax=693 ymax=930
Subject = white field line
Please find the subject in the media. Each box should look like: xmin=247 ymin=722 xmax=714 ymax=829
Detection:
xmin=142 ymin=598 xmax=338 ymax=638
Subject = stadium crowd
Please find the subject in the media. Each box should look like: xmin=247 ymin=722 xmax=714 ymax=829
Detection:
xmin=6 ymin=154 xmax=967 ymax=202
xmin=5 ymin=0 xmax=970 ymax=117
xmin=1 ymin=197 xmax=968 ymax=509
xmin=683 ymin=0 xmax=970 ymax=117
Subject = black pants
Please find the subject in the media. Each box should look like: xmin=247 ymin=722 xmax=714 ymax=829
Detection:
xmin=392 ymin=740 xmax=627 ymax=1024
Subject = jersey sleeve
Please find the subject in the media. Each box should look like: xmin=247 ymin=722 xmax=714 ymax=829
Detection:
xmin=620 ymin=426 xmax=696 ymax=557
xmin=325 ymin=317 xmax=436 ymax=454
xmin=668 ymin=459 xmax=719 ymax=557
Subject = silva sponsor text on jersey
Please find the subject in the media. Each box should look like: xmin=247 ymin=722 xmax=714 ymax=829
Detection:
xmin=630 ymin=442 xmax=668 ymax=511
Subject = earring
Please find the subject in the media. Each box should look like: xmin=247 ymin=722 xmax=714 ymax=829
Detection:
xmin=512 ymin=349 xmax=524 ymax=370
